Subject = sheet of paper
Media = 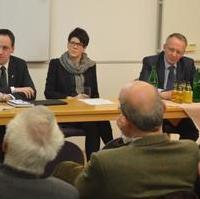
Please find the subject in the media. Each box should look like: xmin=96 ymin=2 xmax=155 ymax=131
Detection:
xmin=79 ymin=98 xmax=114 ymax=105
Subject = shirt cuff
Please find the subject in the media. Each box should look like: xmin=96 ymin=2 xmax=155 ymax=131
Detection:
xmin=157 ymin=88 xmax=164 ymax=92
xmin=8 ymin=94 xmax=15 ymax=100
xmin=10 ymin=86 xmax=16 ymax=93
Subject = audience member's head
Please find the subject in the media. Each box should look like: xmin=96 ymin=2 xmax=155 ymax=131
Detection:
xmin=68 ymin=27 xmax=89 ymax=48
xmin=163 ymin=33 xmax=187 ymax=65
xmin=3 ymin=106 xmax=64 ymax=175
xmin=118 ymin=80 xmax=164 ymax=138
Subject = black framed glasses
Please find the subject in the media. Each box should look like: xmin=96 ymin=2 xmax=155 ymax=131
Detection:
xmin=69 ymin=41 xmax=84 ymax=48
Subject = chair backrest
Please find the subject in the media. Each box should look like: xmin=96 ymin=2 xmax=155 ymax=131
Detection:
xmin=52 ymin=161 xmax=84 ymax=185
xmin=60 ymin=127 xmax=86 ymax=137
xmin=44 ymin=140 xmax=84 ymax=177
xmin=155 ymin=191 xmax=198 ymax=199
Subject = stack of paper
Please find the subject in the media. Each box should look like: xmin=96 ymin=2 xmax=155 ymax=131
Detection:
xmin=79 ymin=98 xmax=114 ymax=105
xmin=7 ymin=100 xmax=33 ymax=107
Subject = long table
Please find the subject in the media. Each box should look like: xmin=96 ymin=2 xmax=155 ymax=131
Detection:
xmin=0 ymin=99 xmax=187 ymax=125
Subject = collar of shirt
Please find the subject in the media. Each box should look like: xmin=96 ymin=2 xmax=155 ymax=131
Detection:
xmin=121 ymin=134 xmax=142 ymax=144
xmin=0 ymin=60 xmax=9 ymax=70
xmin=164 ymin=56 xmax=177 ymax=69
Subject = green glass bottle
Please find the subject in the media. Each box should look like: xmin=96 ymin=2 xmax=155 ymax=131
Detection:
xmin=148 ymin=65 xmax=158 ymax=88
xmin=193 ymin=68 xmax=200 ymax=102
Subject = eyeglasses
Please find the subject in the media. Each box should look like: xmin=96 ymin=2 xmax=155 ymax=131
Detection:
xmin=69 ymin=41 xmax=84 ymax=48
xmin=166 ymin=46 xmax=185 ymax=56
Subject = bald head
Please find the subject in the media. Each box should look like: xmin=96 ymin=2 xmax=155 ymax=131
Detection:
xmin=119 ymin=81 xmax=164 ymax=132
xmin=120 ymin=81 xmax=158 ymax=113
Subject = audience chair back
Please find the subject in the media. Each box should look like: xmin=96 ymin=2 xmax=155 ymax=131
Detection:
xmin=52 ymin=161 xmax=84 ymax=185
xmin=60 ymin=127 xmax=86 ymax=137
xmin=44 ymin=140 xmax=84 ymax=177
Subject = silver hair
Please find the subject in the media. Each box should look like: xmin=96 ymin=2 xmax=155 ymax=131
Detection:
xmin=3 ymin=106 xmax=64 ymax=175
xmin=120 ymin=90 xmax=164 ymax=132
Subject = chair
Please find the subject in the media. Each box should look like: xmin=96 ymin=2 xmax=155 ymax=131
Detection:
xmin=60 ymin=127 xmax=86 ymax=137
xmin=52 ymin=161 xmax=84 ymax=185
xmin=44 ymin=140 xmax=84 ymax=177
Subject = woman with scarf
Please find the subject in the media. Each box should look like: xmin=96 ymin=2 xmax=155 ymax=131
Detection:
xmin=44 ymin=27 xmax=113 ymax=160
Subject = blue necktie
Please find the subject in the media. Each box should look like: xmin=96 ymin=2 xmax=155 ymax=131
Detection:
xmin=166 ymin=66 xmax=175 ymax=90
xmin=0 ymin=66 xmax=8 ymax=88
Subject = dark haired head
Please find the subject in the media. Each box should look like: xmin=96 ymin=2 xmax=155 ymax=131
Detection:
xmin=0 ymin=29 xmax=15 ymax=47
xmin=68 ymin=28 xmax=89 ymax=48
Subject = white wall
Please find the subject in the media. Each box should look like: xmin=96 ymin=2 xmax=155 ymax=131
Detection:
xmin=28 ymin=0 xmax=148 ymax=100
xmin=13 ymin=0 xmax=200 ymax=100
xmin=161 ymin=0 xmax=200 ymax=60
xmin=0 ymin=0 xmax=50 ymax=62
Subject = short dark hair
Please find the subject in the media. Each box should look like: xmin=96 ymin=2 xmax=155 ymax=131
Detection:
xmin=68 ymin=27 xmax=89 ymax=47
xmin=0 ymin=29 xmax=15 ymax=47
xmin=166 ymin=33 xmax=187 ymax=46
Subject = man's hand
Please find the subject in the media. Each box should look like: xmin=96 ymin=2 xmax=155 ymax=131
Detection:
xmin=15 ymin=87 xmax=35 ymax=99
xmin=75 ymin=94 xmax=90 ymax=99
xmin=159 ymin=90 xmax=172 ymax=100
xmin=0 ymin=93 xmax=12 ymax=102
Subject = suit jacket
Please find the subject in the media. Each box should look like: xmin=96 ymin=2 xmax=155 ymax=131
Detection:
xmin=76 ymin=134 xmax=200 ymax=199
xmin=0 ymin=56 xmax=36 ymax=100
xmin=44 ymin=58 xmax=99 ymax=99
xmin=139 ymin=51 xmax=196 ymax=89
xmin=0 ymin=164 xmax=78 ymax=199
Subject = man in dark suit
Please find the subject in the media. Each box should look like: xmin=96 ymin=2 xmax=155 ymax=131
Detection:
xmin=75 ymin=81 xmax=200 ymax=198
xmin=0 ymin=29 xmax=36 ymax=101
xmin=139 ymin=33 xmax=199 ymax=141
xmin=0 ymin=29 xmax=36 ymax=161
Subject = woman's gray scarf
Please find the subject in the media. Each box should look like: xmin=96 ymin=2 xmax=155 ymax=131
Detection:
xmin=59 ymin=52 xmax=95 ymax=94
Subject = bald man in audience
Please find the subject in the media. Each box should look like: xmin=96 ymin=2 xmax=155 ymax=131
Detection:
xmin=0 ymin=106 xmax=78 ymax=199
xmin=75 ymin=80 xmax=200 ymax=198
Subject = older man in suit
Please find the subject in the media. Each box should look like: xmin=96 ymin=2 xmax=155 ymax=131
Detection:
xmin=75 ymin=80 xmax=200 ymax=198
xmin=139 ymin=33 xmax=198 ymax=141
